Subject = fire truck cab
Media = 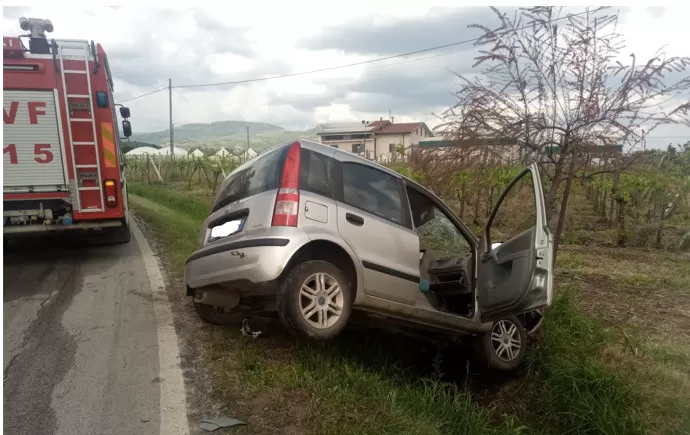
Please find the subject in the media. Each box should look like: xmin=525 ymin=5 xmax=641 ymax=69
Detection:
xmin=3 ymin=17 xmax=132 ymax=243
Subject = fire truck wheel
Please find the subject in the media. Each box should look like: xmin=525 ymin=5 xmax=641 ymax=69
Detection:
xmin=108 ymin=224 xmax=131 ymax=244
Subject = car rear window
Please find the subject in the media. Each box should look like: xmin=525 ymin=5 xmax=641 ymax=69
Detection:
xmin=212 ymin=146 xmax=287 ymax=212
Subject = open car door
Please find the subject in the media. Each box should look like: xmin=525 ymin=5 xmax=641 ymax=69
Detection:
xmin=477 ymin=163 xmax=554 ymax=322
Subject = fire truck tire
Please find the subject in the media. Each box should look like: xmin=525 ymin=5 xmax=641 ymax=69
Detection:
xmin=108 ymin=223 xmax=131 ymax=244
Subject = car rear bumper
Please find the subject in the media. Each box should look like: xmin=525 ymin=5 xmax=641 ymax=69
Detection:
xmin=184 ymin=227 xmax=309 ymax=290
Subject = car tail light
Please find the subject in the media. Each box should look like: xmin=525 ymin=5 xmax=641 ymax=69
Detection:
xmin=104 ymin=179 xmax=118 ymax=208
xmin=272 ymin=141 xmax=301 ymax=227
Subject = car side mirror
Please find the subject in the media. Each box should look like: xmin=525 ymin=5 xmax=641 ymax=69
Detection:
xmin=491 ymin=242 xmax=503 ymax=250
xmin=121 ymin=120 xmax=132 ymax=138
xmin=119 ymin=106 xmax=131 ymax=119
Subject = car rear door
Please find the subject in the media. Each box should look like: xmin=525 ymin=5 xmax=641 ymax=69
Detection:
xmin=477 ymin=163 xmax=554 ymax=322
xmin=333 ymin=152 xmax=421 ymax=306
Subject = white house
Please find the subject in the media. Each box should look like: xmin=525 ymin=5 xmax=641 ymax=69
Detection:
xmin=317 ymin=118 xmax=434 ymax=161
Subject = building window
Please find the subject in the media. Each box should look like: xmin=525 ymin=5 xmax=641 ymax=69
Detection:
xmin=350 ymin=134 xmax=369 ymax=140
xmin=389 ymin=143 xmax=396 ymax=153
xmin=323 ymin=135 xmax=344 ymax=141
xmin=352 ymin=143 xmax=363 ymax=153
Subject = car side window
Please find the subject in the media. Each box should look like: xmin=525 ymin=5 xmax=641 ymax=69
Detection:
xmin=342 ymin=163 xmax=403 ymax=224
xmin=299 ymin=148 xmax=334 ymax=198
xmin=406 ymin=186 xmax=471 ymax=258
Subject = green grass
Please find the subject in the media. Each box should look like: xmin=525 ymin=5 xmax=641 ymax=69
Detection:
xmin=525 ymin=293 xmax=642 ymax=434
xmin=130 ymin=182 xmax=687 ymax=435
xmin=210 ymin=333 xmax=533 ymax=435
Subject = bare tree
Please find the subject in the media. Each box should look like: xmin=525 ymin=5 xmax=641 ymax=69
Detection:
xmin=438 ymin=6 xmax=690 ymax=257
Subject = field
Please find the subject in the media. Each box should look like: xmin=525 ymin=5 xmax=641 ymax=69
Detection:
xmin=127 ymin=150 xmax=690 ymax=434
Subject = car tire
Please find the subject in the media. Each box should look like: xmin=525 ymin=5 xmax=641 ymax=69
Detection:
xmin=277 ymin=260 xmax=352 ymax=342
xmin=477 ymin=315 xmax=527 ymax=371
xmin=193 ymin=302 xmax=244 ymax=326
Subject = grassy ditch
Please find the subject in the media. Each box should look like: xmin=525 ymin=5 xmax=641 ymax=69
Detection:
xmin=130 ymin=182 xmax=689 ymax=435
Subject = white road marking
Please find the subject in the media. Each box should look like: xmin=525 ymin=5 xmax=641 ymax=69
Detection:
xmin=131 ymin=220 xmax=190 ymax=435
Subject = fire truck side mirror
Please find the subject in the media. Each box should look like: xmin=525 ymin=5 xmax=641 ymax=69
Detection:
xmin=122 ymin=120 xmax=132 ymax=138
xmin=119 ymin=106 xmax=131 ymax=119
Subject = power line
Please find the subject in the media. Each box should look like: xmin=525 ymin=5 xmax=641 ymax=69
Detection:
xmin=118 ymin=86 xmax=167 ymax=104
xmin=116 ymin=7 xmax=612 ymax=102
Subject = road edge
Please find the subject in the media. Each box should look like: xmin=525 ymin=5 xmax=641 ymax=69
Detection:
xmin=131 ymin=219 xmax=191 ymax=435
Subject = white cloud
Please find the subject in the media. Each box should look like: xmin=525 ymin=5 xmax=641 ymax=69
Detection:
xmin=3 ymin=5 xmax=688 ymax=149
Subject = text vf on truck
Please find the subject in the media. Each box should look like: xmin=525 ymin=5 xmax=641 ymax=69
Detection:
xmin=3 ymin=17 xmax=132 ymax=243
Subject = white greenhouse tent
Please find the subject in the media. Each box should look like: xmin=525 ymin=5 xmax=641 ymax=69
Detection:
xmin=243 ymin=147 xmax=258 ymax=159
xmin=156 ymin=147 xmax=189 ymax=157
xmin=191 ymin=149 xmax=205 ymax=158
xmin=124 ymin=146 xmax=160 ymax=156
xmin=214 ymin=147 xmax=231 ymax=158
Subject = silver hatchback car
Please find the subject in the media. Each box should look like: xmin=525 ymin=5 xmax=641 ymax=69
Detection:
xmin=185 ymin=140 xmax=554 ymax=371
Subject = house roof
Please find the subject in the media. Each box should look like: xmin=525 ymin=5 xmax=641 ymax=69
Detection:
xmin=367 ymin=120 xmax=391 ymax=130
xmin=318 ymin=121 xmax=374 ymax=135
xmin=377 ymin=122 xmax=425 ymax=134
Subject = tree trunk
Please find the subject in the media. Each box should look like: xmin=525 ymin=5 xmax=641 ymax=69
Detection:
xmin=545 ymin=155 xmax=566 ymax=220
xmin=601 ymin=188 xmax=608 ymax=218
xmin=616 ymin=198 xmax=627 ymax=247
xmin=473 ymin=184 xmax=483 ymax=226
xmin=553 ymin=154 xmax=577 ymax=261
xmin=655 ymin=223 xmax=664 ymax=249
xmin=486 ymin=185 xmax=495 ymax=217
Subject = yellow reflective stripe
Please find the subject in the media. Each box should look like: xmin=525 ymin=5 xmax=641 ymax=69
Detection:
xmin=101 ymin=122 xmax=117 ymax=168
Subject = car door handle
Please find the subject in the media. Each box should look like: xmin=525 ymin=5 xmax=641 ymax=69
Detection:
xmin=346 ymin=213 xmax=364 ymax=226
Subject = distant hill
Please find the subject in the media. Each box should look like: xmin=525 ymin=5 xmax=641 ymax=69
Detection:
xmin=130 ymin=120 xmax=317 ymax=152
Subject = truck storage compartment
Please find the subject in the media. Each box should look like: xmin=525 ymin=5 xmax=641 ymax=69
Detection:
xmin=3 ymin=89 xmax=67 ymax=193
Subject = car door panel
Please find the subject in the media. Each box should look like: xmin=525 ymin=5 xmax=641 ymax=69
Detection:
xmin=336 ymin=200 xmax=420 ymax=306
xmin=478 ymin=227 xmax=535 ymax=310
xmin=478 ymin=163 xmax=554 ymax=322
xmin=332 ymin=154 xmax=420 ymax=306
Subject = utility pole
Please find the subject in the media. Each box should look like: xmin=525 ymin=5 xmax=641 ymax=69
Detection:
xmin=246 ymin=125 xmax=250 ymax=156
xmin=169 ymin=78 xmax=174 ymax=161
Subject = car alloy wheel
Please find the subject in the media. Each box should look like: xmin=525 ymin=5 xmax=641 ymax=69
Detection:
xmin=277 ymin=260 xmax=352 ymax=341
xmin=490 ymin=319 xmax=522 ymax=362
xmin=298 ymin=272 xmax=344 ymax=329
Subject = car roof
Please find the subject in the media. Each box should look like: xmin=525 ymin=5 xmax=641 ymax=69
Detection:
xmin=296 ymin=139 xmax=406 ymax=178
xmin=256 ymin=139 xmax=443 ymax=202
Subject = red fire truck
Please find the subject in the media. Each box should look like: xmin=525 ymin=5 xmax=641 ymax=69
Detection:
xmin=3 ymin=17 xmax=132 ymax=243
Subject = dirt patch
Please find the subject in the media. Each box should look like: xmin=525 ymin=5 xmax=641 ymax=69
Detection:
xmin=558 ymin=245 xmax=690 ymax=345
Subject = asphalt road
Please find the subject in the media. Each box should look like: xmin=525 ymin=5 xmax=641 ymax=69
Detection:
xmin=3 ymin=228 xmax=187 ymax=435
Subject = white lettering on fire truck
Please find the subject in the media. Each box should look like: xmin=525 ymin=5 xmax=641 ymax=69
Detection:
xmin=3 ymin=99 xmax=56 ymax=167
xmin=3 ymin=101 xmax=47 ymax=125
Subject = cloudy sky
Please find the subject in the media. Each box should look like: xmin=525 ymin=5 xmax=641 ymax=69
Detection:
xmin=3 ymin=4 xmax=689 ymax=149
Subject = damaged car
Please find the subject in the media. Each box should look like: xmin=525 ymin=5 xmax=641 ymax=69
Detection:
xmin=184 ymin=140 xmax=554 ymax=371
